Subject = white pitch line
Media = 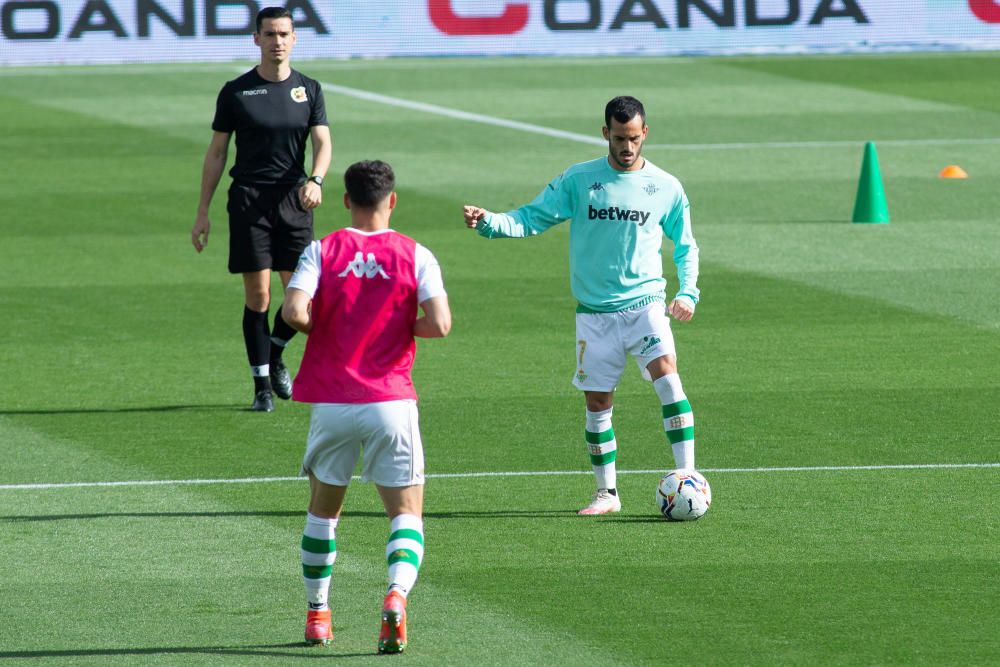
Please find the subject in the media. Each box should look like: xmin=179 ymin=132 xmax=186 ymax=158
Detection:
xmin=320 ymin=81 xmax=605 ymax=147
xmin=272 ymin=71 xmax=1000 ymax=152
xmin=1 ymin=462 xmax=997 ymax=491
xmin=645 ymin=137 xmax=1000 ymax=150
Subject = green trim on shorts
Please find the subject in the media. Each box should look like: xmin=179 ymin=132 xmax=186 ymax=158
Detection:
xmin=575 ymin=294 xmax=663 ymax=314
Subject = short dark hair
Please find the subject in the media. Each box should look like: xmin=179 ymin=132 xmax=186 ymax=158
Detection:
xmin=604 ymin=96 xmax=646 ymax=129
xmin=256 ymin=6 xmax=293 ymax=33
xmin=344 ymin=160 xmax=396 ymax=208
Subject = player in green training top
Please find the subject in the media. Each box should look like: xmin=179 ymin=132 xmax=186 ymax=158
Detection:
xmin=462 ymin=96 xmax=700 ymax=516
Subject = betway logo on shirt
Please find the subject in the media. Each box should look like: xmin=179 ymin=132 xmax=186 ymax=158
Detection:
xmin=588 ymin=204 xmax=651 ymax=226
xmin=338 ymin=252 xmax=390 ymax=279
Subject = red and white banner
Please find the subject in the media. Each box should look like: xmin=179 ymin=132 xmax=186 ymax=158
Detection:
xmin=2 ymin=1 xmax=998 ymax=65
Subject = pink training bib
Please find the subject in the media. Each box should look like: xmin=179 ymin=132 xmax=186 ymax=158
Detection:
xmin=293 ymin=229 xmax=419 ymax=403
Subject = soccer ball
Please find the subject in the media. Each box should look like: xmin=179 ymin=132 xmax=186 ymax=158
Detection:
xmin=656 ymin=469 xmax=711 ymax=521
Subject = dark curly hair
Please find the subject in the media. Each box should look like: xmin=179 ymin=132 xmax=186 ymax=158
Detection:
xmin=344 ymin=160 xmax=396 ymax=208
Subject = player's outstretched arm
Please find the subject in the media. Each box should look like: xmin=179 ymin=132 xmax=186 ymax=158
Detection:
xmin=414 ymin=296 xmax=451 ymax=338
xmin=283 ymin=287 xmax=313 ymax=334
xmin=462 ymin=205 xmax=486 ymax=229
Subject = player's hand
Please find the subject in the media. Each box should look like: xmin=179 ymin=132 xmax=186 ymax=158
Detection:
xmin=463 ymin=205 xmax=486 ymax=229
xmin=300 ymin=182 xmax=322 ymax=210
xmin=191 ymin=214 xmax=210 ymax=252
xmin=668 ymin=299 xmax=695 ymax=322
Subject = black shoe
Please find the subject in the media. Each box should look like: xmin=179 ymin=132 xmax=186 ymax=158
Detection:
xmin=251 ymin=390 xmax=274 ymax=412
xmin=270 ymin=358 xmax=292 ymax=400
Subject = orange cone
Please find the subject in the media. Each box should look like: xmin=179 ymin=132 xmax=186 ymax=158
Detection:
xmin=939 ymin=165 xmax=968 ymax=179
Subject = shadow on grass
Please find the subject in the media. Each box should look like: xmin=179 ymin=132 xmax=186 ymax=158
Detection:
xmin=3 ymin=509 xmax=579 ymax=522
xmin=0 ymin=643 xmax=371 ymax=659
xmin=0 ymin=404 xmax=246 ymax=416
xmin=603 ymin=516 xmax=672 ymax=524
xmin=4 ymin=510 xmax=303 ymax=522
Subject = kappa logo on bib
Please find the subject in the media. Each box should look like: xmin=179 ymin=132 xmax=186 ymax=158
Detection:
xmin=338 ymin=252 xmax=390 ymax=279
xmin=290 ymin=86 xmax=308 ymax=103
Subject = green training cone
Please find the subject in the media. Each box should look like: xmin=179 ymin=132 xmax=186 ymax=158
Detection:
xmin=852 ymin=141 xmax=889 ymax=224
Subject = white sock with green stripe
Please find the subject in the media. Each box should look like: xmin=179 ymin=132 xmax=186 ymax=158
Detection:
xmin=386 ymin=514 xmax=424 ymax=598
xmin=653 ymin=374 xmax=695 ymax=469
xmin=301 ymin=513 xmax=337 ymax=611
xmin=586 ymin=408 xmax=617 ymax=491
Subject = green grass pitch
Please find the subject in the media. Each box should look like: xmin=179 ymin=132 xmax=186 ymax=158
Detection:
xmin=1 ymin=52 xmax=998 ymax=665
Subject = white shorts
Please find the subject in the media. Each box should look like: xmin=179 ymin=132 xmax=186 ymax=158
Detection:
xmin=301 ymin=400 xmax=425 ymax=488
xmin=573 ymin=301 xmax=677 ymax=392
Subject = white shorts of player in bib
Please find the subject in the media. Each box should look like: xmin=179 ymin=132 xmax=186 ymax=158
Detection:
xmin=572 ymin=300 xmax=677 ymax=392
xmin=301 ymin=400 xmax=425 ymax=488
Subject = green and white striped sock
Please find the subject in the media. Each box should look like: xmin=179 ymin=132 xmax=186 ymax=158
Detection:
xmin=653 ymin=374 xmax=695 ymax=469
xmin=586 ymin=408 xmax=617 ymax=491
xmin=386 ymin=514 xmax=424 ymax=598
xmin=301 ymin=513 xmax=337 ymax=611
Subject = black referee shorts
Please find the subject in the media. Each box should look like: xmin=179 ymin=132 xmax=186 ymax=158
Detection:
xmin=227 ymin=181 xmax=314 ymax=274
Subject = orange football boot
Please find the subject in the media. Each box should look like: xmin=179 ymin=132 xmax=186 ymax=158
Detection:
xmin=377 ymin=591 xmax=407 ymax=654
xmin=305 ymin=608 xmax=333 ymax=646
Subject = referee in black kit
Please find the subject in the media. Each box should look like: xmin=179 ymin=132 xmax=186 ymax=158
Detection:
xmin=191 ymin=6 xmax=332 ymax=413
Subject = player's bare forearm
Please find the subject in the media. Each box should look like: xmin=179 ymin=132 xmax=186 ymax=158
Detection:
xmin=413 ymin=296 xmax=451 ymax=338
xmin=282 ymin=289 xmax=313 ymax=334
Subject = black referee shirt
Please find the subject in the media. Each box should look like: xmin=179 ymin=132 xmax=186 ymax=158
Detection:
xmin=212 ymin=68 xmax=328 ymax=186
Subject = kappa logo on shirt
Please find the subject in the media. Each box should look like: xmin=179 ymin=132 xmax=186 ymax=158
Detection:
xmin=338 ymin=252 xmax=390 ymax=279
xmin=290 ymin=86 xmax=308 ymax=103
xmin=589 ymin=182 xmax=605 ymax=191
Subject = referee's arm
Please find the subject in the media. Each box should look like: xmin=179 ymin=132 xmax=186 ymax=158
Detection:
xmin=299 ymin=125 xmax=333 ymax=210
xmin=192 ymin=130 xmax=231 ymax=252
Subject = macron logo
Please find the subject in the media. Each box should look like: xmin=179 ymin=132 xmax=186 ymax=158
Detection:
xmin=338 ymin=252 xmax=390 ymax=279
xmin=588 ymin=204 xmax=651 ymax=226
